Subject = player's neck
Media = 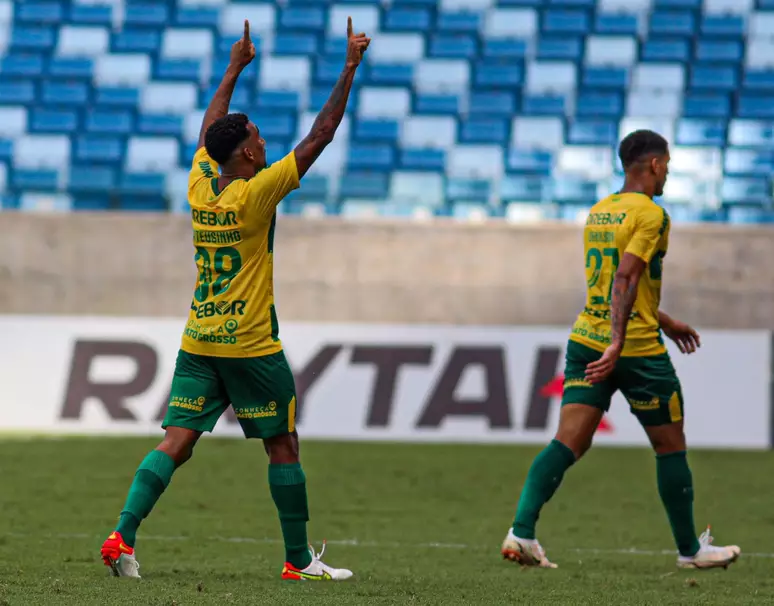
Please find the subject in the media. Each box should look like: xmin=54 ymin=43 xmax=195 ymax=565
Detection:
xmin=619 ymin=179 xmax=655 ymax=200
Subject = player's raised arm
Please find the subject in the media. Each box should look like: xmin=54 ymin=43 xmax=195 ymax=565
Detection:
xmin=197 ymin=20 xmax=255 ymax=150
xmin=293 ymin=17 xmax=370 ymax=177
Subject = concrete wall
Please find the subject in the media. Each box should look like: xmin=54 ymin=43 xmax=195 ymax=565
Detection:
xmin=2 ymin=212 xmax=774 ymax=328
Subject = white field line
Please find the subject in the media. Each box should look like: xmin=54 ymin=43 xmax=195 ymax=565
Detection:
xmin=4 ymin=532 xmax=773 ymax=558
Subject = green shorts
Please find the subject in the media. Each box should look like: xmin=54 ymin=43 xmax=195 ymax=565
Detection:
xmin=561 ymin=340 xmax=684 ymax=427
xmin=162 ymin=349 xmax=297 ymax=439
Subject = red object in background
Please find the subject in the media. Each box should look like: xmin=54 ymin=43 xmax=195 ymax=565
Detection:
xmin=540 ymin=374 xmax=613 ymax=433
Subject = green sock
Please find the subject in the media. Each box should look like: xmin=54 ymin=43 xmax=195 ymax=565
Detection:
xmin=512 ymin=439 xmax=576 ymax=540
xmin=115 ymin=450 xmax=176 ymax=547
xmin=269 ymin=463 xmax=312 ymax=569
xmin=656 ymin=451 xmax=701 ymax=557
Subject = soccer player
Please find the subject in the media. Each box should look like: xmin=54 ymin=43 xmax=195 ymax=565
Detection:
xmin=500 ymin=130 xmax=741 ymax=570
xmin=100 ymin=18 xmax=370 ymax=581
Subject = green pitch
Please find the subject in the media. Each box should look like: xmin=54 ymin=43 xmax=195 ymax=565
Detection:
xmin=1 ymin=437 xmax=773 ymax=605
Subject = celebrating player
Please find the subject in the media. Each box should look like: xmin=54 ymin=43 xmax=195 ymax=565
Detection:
xmin=500 ymin=130 xmax=741 ymax=570
xmin=100 ymin=18 xmax=370 ymax=581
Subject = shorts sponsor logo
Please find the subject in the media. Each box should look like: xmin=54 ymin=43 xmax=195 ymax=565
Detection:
xmin=235 ymin=404 xmax=278 ymax=420
xmin=628 ymin=396 xmax=660 ymax=411
xmin=170 ymin=396 xmax=205 ymax=412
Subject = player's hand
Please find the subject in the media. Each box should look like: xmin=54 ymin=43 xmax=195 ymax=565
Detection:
xmin=662 ymin=318 xmax=701 ymax=354
xmin=585 ymin=343 xmax=622 ymax=384
xmin=345 ymin=17 xmax=370 ymax=68
xmin=229 ymin=20 xmax=256 ymax=71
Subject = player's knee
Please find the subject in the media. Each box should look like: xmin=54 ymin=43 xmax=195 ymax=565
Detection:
xmin=264 ymin=432 xmax=299 ymax=464
xmin=554 ymin=432 xmax=592 ymax=460
xmin=158 ymin=427 xmax=201 ymax=467
xmin=646 ymin=423 xmax=686 ymax=455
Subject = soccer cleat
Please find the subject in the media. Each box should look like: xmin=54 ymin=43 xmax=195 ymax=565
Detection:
xmin=501 ymin=528 xmax=558 ymax=569
xmin=101 ymin=531 xmax=141 ymax=578
xmin=676 ymin=526 xmax=741 ymax=570
xmin=281 ymin=541 xmax=354 ymax=581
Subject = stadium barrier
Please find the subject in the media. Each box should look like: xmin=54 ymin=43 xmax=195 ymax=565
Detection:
xmin=1 ymin=316 xmax=770 ymax=449
xmin=3 ymin=213 xmax=774 ymax=328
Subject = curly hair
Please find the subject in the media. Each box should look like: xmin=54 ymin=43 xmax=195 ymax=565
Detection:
xmin=204 ymin=113 xmax=250 ymax=165
xmin=618 ymin=130 xmax=669 ymax=171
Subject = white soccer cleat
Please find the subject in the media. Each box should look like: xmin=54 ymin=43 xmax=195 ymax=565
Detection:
xmin=501 ymin=528 xmax=558 ymax=569
xmin=281 ymin=541 xmax=354 ymax=581
xmin=677 ymin=527 xmax=741 ymax=570
xmin=101 ymin=531 xmax=141 ymax=578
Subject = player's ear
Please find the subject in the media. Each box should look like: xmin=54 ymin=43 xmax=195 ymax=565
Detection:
xmin=242 ymin=146 xmax=254 ymax=162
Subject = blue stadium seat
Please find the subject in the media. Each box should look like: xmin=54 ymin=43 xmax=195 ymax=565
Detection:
xmin=744 ymin=70 xmax=774 ymax=92
xmin=695 ymin=40 xmax=743 ymax=63
xmin=30 ymin=109 xmax=78 ymax=134
xmin=482 ymin=40 xmax=529 ymax=60
xmin=729 ymin=120 xmax=774 ymax=147
xmin=642 ymin=39 xmax=690 ymax=63
xmin=257 ymin=91 xmax=300 ymax=111
xmin=124 ymin=4 xmax=169 ymax=27
xmin=724 ymin=148 xmax=774 ymax=176
xmin=156 ymin=59 xmax=201 ymax=81
xmin=508 ymin=149 xmax=554 ymax=175
xmin=11 ymin=27 xmax=56 ymax=52
xmin=682 ymin=94 xmax=731 ymax=119
xmin=414 ymin=93 xmax=460 ymax=115
xmin=690 ymin=66 xmax=737 ymax=91
xmin=1 ymin=55 xmax=45 ymax=78
xmin=721 ymin=177 xmax=771 ymax=205
xmin=354 ymin=119 xmax=400 ymax=142
xmin=95 ymin=87 xmax=140 ymax=109
xmin=522 ymin=95 xmax=566 ymax=116
xmin=429 ymin=35 xmax=478 ymax=59
xmin=701 ymin=15 xmax=745 ymax=37
xmin=339 ymin=172 xmax=389 ymax=198
xmin=649 ymin=11 xmax=695 ymax=37
xmin=42 ymin=82 xmax=89 ymax=106
xmin=384 ymin=9 xmax=432 ymax=31
xmin=48 ymin=58 xmax=93 ymax=80
xmin=70 ymin=4 xmax=112 ymax=26
xmin=576 ymin=91 xmax=623 ymax=117
xmin=86 ymin=111 xmax=134 ymax=135
xmin=469 ymin=92 xmax=516 ymax=117
xmin=112 ymin=30 xmax=161 ymax=54
xmin=459 ymin=119 xmax=509 ymax=144
xmin=281 ymin=7 xmax=326 ymax=30
xmin=13 ymin=168 xmax=59 ymax=191
xmin=17 ymin=2 xmax=65 ymax=25
xmin=437 ymin=12 xmax=482 ymax=33
xmin=446 ymin=178 xmax=491 ymax=203
xmin=582 ymin=67 xmax=628 ymax=89
xmin=738 ymin=96 xmax=774 ymax=120
xmin=69 ymin=167 xmax=117 ymax=194
xmin=568 ymin=120 xmax=618 ymax=145
xmin=74 ymin=137 xmax=124 ymax=164
xmin=474 ymin=63 xmax=524 ymax=89
xmin=400 ymin=148 xmax=446 ymax=171
xmin=500 ymin=174 xmax=548 ymax=201
xmin=369 ymin=64 xmax=414 ymax=86
xmin=347 ymin=144 xmax=396 ymax=171
xmin=676 ymin=119 xmax=727 ymax=146
xmin=727 ymin=206 xmax=773 ymax=224
xmin=138 ymin=114 xmax=183 ymax=136
xmin=0 ymin=81 xmax=35 ymax=104
xmin=594 ymin=13 xmax=638 ymax=35
xmin=537 ymin=37 xmax=583 ymax=61
xmin=543 ymin=10 xmax=591 ymax=35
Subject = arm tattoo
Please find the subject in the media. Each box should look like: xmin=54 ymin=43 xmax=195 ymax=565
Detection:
xmin=609 ymin=276 xmax=639 ymax=347
xmin=295 ymin=65 xmax=356 ymax=175
xmin=198 ymin=69 xmax=240 ymax=148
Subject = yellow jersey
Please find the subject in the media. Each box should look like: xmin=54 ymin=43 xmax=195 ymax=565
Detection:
xmin=569 ymin=192 xmax=670 ymax=357
xmin=180 ymin=147 xmax=299 ymax=358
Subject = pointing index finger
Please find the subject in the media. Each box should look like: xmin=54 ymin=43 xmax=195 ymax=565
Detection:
xmin=347 ymin=16 xmax=353 ymax=38
xmin=243 ymin=19 xmax=250 ymax=42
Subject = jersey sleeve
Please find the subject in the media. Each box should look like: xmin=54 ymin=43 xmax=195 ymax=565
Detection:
xmin=188 ymin=147 xmax=219 ymax=197
xmin=244 ymin=151 xmax=300 ymax=219
xmin=625 ymin=206 xmax=669 ymax=263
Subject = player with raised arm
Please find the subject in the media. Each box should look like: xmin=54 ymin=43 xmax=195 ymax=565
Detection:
xmin=500 ymin=130 xmax=741 ymax=571
xmin=100 ymin=18 xmax=370 ymax=581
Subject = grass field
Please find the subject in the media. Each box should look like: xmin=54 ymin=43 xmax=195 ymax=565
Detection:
xmin=0 ymin=437 xmax=773 ymax=605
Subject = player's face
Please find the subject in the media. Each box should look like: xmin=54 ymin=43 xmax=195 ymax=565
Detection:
xmin=243 ymin=121 xmax=266 ymax=171
xmin=652 ymin=152 xmax=670 ymax=197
